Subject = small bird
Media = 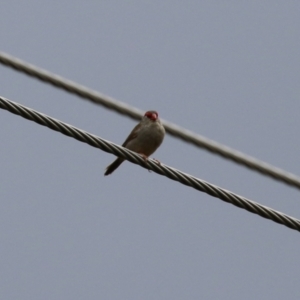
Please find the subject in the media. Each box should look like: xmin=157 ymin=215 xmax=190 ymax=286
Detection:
xmin=104 ymin=110 xmax=165 ymax=176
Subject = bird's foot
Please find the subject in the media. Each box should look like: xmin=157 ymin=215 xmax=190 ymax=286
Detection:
xmin=138 ymin=153 xmax=152 ymax=172
xmin=153 ymin=158 xmax=161 ymax=165
xmin=139 ymin=153 xmax=149 ymax=161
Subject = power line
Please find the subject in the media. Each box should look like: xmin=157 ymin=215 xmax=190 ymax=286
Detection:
xmin=0 ymin=95 xmax=299 ymax=232
xmin=1 ymin=52 xmax=300 ymax=190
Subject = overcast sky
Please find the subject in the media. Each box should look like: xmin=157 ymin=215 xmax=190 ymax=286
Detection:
xmin=0 ymin=1 xmax=300 ymax=299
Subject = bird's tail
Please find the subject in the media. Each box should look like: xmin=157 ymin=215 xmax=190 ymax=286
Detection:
xmin=104 ymin=158 xmax=125 ymax=176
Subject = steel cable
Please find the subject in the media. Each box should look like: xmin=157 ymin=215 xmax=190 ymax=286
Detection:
xmin=1 ymin=52 xmax=300 ymax=190
xmin=0 ymin=95 xmax=299 ymax=232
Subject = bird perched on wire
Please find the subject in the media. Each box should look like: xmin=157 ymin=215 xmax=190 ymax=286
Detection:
xmin=104 ymin=110 xmax=165 ymax=176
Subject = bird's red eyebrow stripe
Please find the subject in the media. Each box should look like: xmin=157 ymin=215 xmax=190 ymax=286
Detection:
xmin=145 ymin=111 xmax=158 ymax=120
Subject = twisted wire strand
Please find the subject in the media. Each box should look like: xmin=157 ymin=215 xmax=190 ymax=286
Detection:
xmin=1 ymin=52 xmax=300 ymax=190
xmin=0 ymin=95 xmax=299 ymax=232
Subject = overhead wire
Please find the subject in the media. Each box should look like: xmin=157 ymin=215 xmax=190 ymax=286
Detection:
xmin=0 ymin=52 xmax=300 ymax=190
xmin=0 ymin=95 xmax=299 ymax=233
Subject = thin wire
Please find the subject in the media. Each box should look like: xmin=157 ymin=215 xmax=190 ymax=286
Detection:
xmin=1 ymin=52 xmax=300 ymax=190
xmin=0 ymin=95 xmax=299 ymax=232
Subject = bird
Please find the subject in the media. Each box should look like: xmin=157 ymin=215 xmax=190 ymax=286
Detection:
xmin=104 ymin=110 xmax=165 ymax=176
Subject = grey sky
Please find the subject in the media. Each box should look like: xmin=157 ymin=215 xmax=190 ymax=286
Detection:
xmin=0 ymin=1 xmax=299 ymax=299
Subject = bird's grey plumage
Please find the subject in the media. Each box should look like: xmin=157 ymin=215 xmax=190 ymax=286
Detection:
xmin=104 ymin=111 xmax=165 ymax=176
